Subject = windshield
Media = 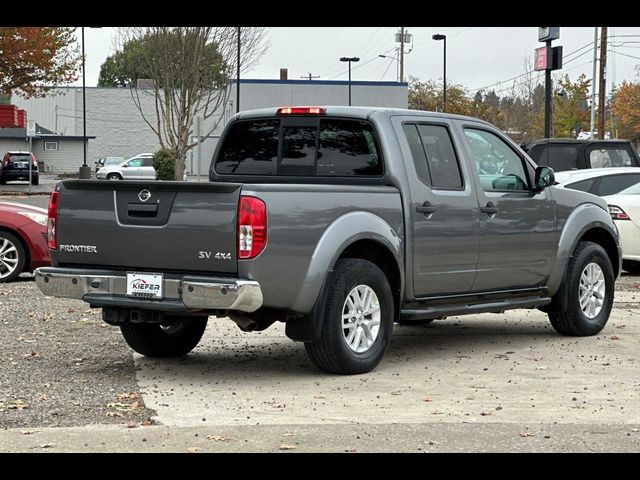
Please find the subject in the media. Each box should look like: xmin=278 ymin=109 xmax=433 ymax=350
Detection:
xmin=617 ymin=182 xmax=640 ymax=195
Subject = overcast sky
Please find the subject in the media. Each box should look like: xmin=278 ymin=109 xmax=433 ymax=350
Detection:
xmin=77 ymin=27 xmax=640 ymax=96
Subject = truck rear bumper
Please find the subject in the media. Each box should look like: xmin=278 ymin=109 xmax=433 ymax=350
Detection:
xmin=34 ymin=267 xmax=263 ymax=313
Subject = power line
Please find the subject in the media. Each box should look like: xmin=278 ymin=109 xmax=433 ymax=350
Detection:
xmin=467 ymin=41 xmax=595 ymax=94
xmin=611 ymin=50 xmax=640 ymax=61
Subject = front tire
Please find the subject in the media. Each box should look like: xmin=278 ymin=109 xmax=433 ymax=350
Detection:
xmin=305 ymin=258 xmax=394 ymax=375
xmin=107 ymin=173 xmax=122 ymax=181
xmin=120 ymin=315 xmax=208 ymax=357
xmin=0 ymin=231 xmax=26 ymax=283
xmin=548 ymin=241 xmax=614 ymax=336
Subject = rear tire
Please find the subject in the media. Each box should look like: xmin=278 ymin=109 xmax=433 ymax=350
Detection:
xmin=622 ymin=260 xmax=640 ymax=275
xmin=0 ymin=231 xmax=26 ymax=283
xmin=120 ymin=315 xmax=208 ymax=357
xmin=0 ymin=178 xmax=5 ymax=185
xmin=107 ymin=173 xmax=122 ymax=181
xmin=304 ymin=258 xmax=394 ymax=375
xmin=548 ymin=241 xmax=614 ymax=336
xmin=31 ymin=177 xmax=39 ymax=186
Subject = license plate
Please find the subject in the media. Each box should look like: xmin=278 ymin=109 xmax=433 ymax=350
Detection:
xmin=126 ymin=272 xmax=163 ymax=299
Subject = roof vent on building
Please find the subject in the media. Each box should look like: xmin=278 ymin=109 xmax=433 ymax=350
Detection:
xmin=280 ymin=68 xmax=288 ymax=81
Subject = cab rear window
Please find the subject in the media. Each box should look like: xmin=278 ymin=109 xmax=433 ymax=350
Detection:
xmin=215 ymin=118 xmax=382 ymax=177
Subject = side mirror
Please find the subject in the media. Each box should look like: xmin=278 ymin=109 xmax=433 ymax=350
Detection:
xmin=534 ymin=166 xmax=555 ymax=191
xmin=122 ymin=164 xmax=129 ymax=168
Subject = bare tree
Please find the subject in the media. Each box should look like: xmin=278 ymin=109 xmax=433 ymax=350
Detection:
xmin=119 ymin=27 xmax=269 ymax=180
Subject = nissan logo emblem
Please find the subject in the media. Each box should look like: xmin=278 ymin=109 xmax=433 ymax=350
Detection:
xmin=138 ymin=189 xmax=152 ymax=202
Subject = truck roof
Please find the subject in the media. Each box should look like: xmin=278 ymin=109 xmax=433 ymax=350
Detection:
xmin=234 ymin=106 xmax=493 ymax=126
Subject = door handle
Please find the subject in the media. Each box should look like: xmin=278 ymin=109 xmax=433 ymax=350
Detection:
xmin=480 ymin=202 xmax=499 ymax=216
xmin=416 ymin=201 xmax=438 ymax=216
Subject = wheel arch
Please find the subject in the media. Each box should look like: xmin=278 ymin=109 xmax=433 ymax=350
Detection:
xmin=286 ymin=211 xmax=403 ymax=342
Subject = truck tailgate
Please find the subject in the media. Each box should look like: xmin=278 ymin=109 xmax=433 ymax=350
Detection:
xmin=55 ymin=180 xmax=241 ymax=274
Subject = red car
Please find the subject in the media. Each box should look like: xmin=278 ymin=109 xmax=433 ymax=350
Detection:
xmin=0 ymin=201 xmax=50 ymax=282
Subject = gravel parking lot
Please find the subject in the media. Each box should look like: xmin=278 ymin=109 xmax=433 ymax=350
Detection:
xmin=1 ymin=196 xmax=639 ymax=452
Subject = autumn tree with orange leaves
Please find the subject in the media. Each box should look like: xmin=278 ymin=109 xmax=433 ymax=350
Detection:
xmin=612 ymin=80 xmax=640 ymax=142
xmin=0 ymin=27 xmax=81 ymax=98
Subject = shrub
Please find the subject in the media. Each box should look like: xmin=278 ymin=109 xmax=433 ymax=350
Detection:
xmin=152 ymin=149 xmax=175 ymax=180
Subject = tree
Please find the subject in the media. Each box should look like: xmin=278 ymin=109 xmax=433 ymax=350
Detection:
xmin=553 ymin=73 xmax=591 ymax=138
xmin=611 ymin=80 xmax=640 ymax=141
xmin=120 ymin=27 xmax=269 ymax=180
xmin=408 ymin=76 xmax=472 ymax=116
xmin=0 ymin=27 xmax=81 ymax=98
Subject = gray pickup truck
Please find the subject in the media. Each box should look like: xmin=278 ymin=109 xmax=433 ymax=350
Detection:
xmin=36 ymin=106 xmax=621 ymax=375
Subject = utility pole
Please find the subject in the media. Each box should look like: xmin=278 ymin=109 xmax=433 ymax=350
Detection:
xmin=399 ymin=27 xmax=405 ymax=83
xmin=300 ymin=73 xmax=320 ymax=81
xmin=597 ymin=26 xmax=608 ymax=140
xmin=589 ymin=27 xmax=598 ymax=140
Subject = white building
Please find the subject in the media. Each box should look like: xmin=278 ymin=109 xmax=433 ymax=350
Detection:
xmin=13 ymin=79 xmax=408 ymax=174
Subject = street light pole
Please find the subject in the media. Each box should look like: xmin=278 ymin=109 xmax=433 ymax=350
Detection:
xmin=378 ymin=54 xmax=400 ymax=82
xmin=340 ymin=57 xmax=360 ymax=106
xmin=78 ymin=26 xmax=91 ymax=179
xmin=236 ymin=26 xmax=240 ymax=114
xmin=432 ymin=34 xmax=447 ymax=112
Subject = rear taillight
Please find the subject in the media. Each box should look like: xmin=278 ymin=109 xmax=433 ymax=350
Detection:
xmin=2 ymin=156 xmax=8 ymax=166
xmin=609 ymin=205 xmax=630 ymax=221
xmin=47 ymin=191 xmax=59 ymax=250
xmin=238 ymin=196 xmax=267 ymax=259
xmin=32 ymin=155 xmax=38 ymax=168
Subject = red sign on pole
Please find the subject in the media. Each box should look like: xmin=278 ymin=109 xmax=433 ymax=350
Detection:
xmin=534 ymin=46 xmax=548 ymax=71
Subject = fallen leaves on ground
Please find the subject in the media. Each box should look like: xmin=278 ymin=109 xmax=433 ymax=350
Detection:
xmin=519 ymin=432 xmax=535 ymax=437
xmin=187 ymin=447 xmax=201 ymax=453
xmin=423 ymin=397 xmax=433 ymax=402
xmin=609 ymin=335 xmax=620 ymax=340
xmin=116 ymin=392 xmax=140 ymax=401
xmin=106 ymin=411 xmax=123 ymax=417
xmin=207 ymin=435 xmax=231 ymax=442
xmin=279 ymin=444 xmax=296 ymax=450
xmin=20 ymin=430 xmax=39 ymax=435
xmin=125 ymin=421 xmax=138 ymax=428
xmin=282 ymin=432 xmax=296 ymax=437
xmin=8 ymin=399 xmax=29 ymax=410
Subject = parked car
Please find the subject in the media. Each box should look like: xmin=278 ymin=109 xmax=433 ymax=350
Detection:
xmin=95 ymin=156 xmax=125 ymax=172
xmin=522 ymin=138 xmax=640 ymax=172
xmin=601 ymin=182 xmax=640 ymax=274
xmin=96 ymin=153 xmax=154 ymax=180
xmin=0 ymin=201 xmax=50 ymax=282
xmin=36 ymin=106 xmax=620 ymax=375
xmin=554 ymin=167 xmax=640 ymax=197
xmin=0 ymin=151 xmax=39 ymax=185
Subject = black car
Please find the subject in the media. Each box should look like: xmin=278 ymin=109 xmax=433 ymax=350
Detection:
xmin=522 ymin=138 xmax=640 ymax=172
xmin=0 ymin=151 xmax=39 ymax=185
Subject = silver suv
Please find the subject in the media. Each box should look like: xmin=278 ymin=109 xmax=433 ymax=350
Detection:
xmin=96 ymin=154 xmax=154 ymax=181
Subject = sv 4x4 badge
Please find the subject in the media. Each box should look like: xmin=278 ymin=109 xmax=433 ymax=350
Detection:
xmin=199 ymin=251 xmax=231 ymax=260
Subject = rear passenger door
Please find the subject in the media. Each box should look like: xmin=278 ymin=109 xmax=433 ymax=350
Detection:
xmin=395 ymin=117 xmax=479 ymax=297
xmin=141 ymin=157 xmax=156 ymax=179
xmin=459 ymin=125 xmax=557 ymax=291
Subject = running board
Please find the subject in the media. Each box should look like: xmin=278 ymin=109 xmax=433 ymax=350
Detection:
xmin=400 ymin=296 xmax=552 ymax=321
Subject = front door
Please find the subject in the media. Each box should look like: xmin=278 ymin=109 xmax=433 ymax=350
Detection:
xmin=395 ymin=118 xmax=480 ymax=297
xmin=459 ymin=125 xmax=557 ymax=291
